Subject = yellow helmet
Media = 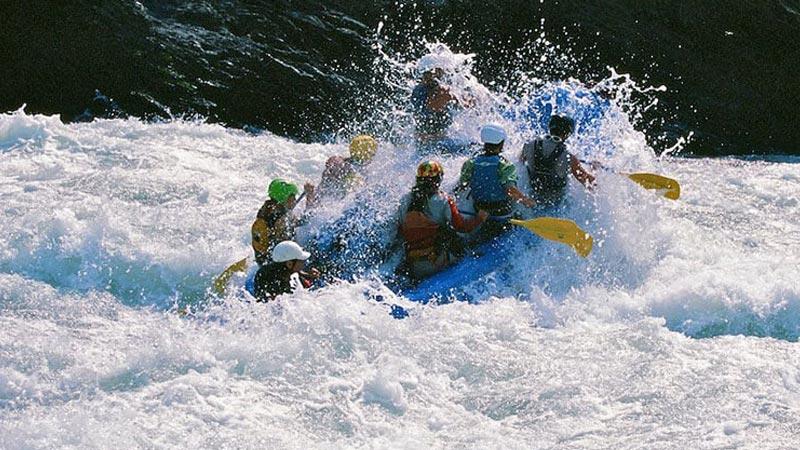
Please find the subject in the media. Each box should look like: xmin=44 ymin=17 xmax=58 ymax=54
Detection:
xmin=349 ymin=135 xmax=378 ymax=163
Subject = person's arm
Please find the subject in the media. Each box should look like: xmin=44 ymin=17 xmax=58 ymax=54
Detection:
xmin=454 ymin=160 xmax=474 ymax=193
xmin=254 ymin=266 xmax=283 ymax=302
xmin=309 ymin=158 xmax=337 ymax=207
xmin=251 ymin=218 xmax=271 ymax=253
xmin=303 ymin=182 xmax=316 ymax=208
xmin=569 ymin=154 xmax=596 ymax=189
xmin=447 ymin=197 xmax=487 ymax=233
xmin=395 ymin=194 xmax=412 ymax=239
xmin=499 ymin=159 xmax=536 ymax=208
xmin=457 ymin=96 xmax=475 ymax=109
xmin=411 ymin=84 xmax=427 ymax=113
xmin=507 ymin=186 xmax=536 ymax=208
xmin=455 ymin=87 xmax=476 ymax=109
xmin=298 ymin=267 xmax=321 ymax=288
xmin=520 ymin=142 xmax=533 ymax=164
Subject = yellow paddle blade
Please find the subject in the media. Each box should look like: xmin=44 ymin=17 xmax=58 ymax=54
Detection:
xmin=509 ymin=218 xmax=593 ymax=258
xmin=211 ymin=257 xmax=249 ymax=296
xmin=625 ymin=173 xmax=681 ymax=200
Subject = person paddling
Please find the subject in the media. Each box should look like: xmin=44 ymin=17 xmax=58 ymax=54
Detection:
xmin=456 ymin=123 xmax=536 ymax=241
xmin=314 ymin=134 xmax=378 ymax=201
xmin=411 ymin=54 xmax=473 ymax=154
xmin=520 ymin=115 xmax=595 ymax=207
xmin=253 ymin=240 xmax=320 ymax=302
xmin=398 ymin=160 xmax=488 ymax=279
xmin=251 ymin=179 xmax=315 ymax=266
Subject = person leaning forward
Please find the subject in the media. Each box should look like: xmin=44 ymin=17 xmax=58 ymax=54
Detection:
xmin=313 ymin=134 xmax=378 ymax=202
xmin=251 ymin=179 xmax=315 ymax=266
xmin=520 ymin=114 xmax=595 ymax=207
xmin=398 ymin=160 xmax=487 ymax=279
xmin=253 ymin=240 xmax=320 ymax=302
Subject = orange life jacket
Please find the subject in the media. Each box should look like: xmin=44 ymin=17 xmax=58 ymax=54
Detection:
xmin=399 ymin=209 xmax=442 ymax=262
xmin=400 ymin=211 xmax=440 ymax=251
xmin=399 ymin=191 xmax=484 ymax=263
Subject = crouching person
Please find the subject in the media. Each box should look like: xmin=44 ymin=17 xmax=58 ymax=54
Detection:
xmin=399 ymin=161 xmax=488 ymax=280
xmin=253 ymin=241 xmax=320 ymax=302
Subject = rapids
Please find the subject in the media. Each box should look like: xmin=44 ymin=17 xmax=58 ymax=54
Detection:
xmin=1 ymin=104 xmax=799 ymax=447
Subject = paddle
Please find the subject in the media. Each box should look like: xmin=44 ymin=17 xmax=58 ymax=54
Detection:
xmin=211 ymin=192 xmax=307 ymax=296
xmin=581 ymin=160 xmax=680 ymax=200
xmin=211 ymin=257 xmax=249 ymax=295
xmin=509 ymin=217 xmax=593 ymax=258
xmin=624 ymin=172 xmax=680 ymax=200
xmin=459 ymin=210 xmax=594 ymax=258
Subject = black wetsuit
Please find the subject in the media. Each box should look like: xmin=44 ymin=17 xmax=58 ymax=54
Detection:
xmin=253 ymin=262 xmax=315 ymax=302
xmin=253 ymin=262 xmax=292 ymax=302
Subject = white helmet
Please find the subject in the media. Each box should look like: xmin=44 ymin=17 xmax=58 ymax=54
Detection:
xmin=480 ymin=123 xmax=507 ymax=144
xmin=272 ymin=241 xmax=311 ymax=263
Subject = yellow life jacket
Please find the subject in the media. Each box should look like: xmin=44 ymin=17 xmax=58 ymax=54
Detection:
xmin=251 ymin=218 xmax=275 ymax=255
xmin=251 ymin=200 xmax=292 ymax=264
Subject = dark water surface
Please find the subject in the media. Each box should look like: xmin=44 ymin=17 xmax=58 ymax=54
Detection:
xmin=1 ymin=0 xmax=798 ymax=155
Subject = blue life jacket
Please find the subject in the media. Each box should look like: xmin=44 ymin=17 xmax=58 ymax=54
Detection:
xmin=469 ymin=154 xmax=508 ymax=204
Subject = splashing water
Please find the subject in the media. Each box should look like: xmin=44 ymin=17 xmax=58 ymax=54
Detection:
xmin=2 ymin=35 xmax=800 ymax=448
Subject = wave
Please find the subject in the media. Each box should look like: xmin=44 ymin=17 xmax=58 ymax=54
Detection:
xmin=2 ymin=105 xmax=799 ymax=341
xmin=2 ymin=100 xmax=800 ymax=446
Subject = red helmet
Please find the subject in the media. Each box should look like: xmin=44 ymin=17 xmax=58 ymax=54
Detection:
xmin=416 ymin=160 xmax=444 ymax=178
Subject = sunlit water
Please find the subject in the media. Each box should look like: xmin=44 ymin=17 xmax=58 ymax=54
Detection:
xmin=1 ymin=96 xmax=799 ymax=449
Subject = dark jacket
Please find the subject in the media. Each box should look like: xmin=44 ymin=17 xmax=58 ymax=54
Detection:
xmin=253 ymin=262 xmax=314 ymax=302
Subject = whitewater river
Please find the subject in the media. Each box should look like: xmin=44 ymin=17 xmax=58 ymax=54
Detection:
xmin=1 ymin=109 xmax=799 ymax=449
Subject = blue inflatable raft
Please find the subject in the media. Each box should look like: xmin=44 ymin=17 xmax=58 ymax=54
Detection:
xmin=241 ymin=85 xmax=611 ymax=311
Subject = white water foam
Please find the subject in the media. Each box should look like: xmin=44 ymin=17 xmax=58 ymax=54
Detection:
xmin=1 ymin=103 xmax=799 ymax=448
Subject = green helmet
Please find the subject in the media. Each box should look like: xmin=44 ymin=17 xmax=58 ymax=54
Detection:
xmin=268 ymin=179 xmax=299 ymax=204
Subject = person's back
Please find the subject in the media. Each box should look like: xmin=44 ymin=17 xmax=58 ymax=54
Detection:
xmin=252 ymin=240 xmax=318 ymax=302
xmin=400 ymin=190 xmax=455 ymax=254
xmin=457 ymin=124 xmax=536 ymax=243
xmin=468 ymin=153 xmax=516 ymax=216
xmin=399 ymin=161 xmax=486 ymax=279
xmin=520 ymin=115 xmax=595 ymax=207
xmin=521 ymin=136 xmax=571 ymax=206
xmin=253 ymin=261 xmax=293 ymax=302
